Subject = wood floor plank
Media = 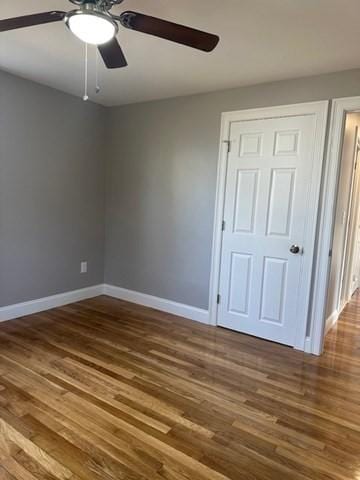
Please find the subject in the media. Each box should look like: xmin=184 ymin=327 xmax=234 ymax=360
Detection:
xmin=1 ymin=292 xmax=360 ymax=479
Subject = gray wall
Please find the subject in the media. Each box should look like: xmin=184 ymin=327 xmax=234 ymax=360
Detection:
xmin=0 ymin=71 xmax=106 ymax=306
xmin=5 ymin=66 xmax=360 ymax=311
xmin=105 ymin=68 xmax=360 ymax=310
xmin=326 ymin=113 xmax=360 ymax=319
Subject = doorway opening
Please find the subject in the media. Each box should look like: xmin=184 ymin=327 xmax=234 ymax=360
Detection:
xmin=325 ymin=112 xmax=360 ymax=336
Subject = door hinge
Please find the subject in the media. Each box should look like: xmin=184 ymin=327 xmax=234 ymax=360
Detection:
xmin=329 ymin=249 xmax=333 ymax=258
xmin=222 ymin=220 xmax=226 ymax=231
xmin=224 ymin=140 xmax=231 ymax=153
xmin=217 ymin=294 xmax=221 ymax=304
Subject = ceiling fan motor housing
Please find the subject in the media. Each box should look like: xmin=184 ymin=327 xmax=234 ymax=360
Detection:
xmin=69 ymin=0 xmax=125 ymax=9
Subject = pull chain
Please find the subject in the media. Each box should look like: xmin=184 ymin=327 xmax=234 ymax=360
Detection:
xmin=95 ymin=48 xmax=101 ymax=95
xmin=83 ymin=42 xmax=89 ymax=101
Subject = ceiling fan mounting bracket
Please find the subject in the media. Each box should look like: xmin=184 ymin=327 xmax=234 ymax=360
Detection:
xmin=69 ymin=0 xmax=125 ymax=10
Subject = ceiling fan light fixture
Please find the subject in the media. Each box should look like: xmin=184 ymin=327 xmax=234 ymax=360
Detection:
xmin=65 ymin=10 xmax=118 ymax=45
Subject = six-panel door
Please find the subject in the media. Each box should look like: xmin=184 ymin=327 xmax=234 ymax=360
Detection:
xmin=218 ymin=115 xmax=317 ymax=346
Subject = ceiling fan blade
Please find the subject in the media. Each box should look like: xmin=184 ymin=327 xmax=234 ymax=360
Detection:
xmin=119 ymin=11 xmax=219 ymax=52
xmin=98 ymin=38 xmax=128 ymax=69
xmin=0 ymin=11 xmax=66 ymax=32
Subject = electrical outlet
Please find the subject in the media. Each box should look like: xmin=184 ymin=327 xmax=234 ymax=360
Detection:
xmin=80 ymin=261 xmax=88 ymax=274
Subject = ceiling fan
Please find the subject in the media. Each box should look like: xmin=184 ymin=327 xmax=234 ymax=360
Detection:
xmin=0 ymin=0 xmax=220 ymax=69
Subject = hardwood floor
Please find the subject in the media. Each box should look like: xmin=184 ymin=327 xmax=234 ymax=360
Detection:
xmin=0 ymin=293 xmax=360 ymax=480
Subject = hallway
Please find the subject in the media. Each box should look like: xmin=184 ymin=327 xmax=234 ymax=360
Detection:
xmin=321 ymin=289 xmax=360 ymax=379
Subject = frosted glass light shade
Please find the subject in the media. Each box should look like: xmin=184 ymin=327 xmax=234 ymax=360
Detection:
xmin=67 ymin=12 xmax=117 ymax=45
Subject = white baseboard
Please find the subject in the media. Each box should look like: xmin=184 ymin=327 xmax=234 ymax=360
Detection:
xmin=0 ymin=285 xmax=104 ymax=322
xmin=325 ymin=310 xmax=339 ymax=336
xmin=1 ymin=282 xmax=317 ymax=352
xmin=303 ymin=337 xmax=312 ymax=354
xmin=297 ymin=336 xmax=320 ymax=355
xmin=103 ymin=284 xmax=210 ymax=325
xmin=0 ymin=283 xmax=210 ymax=326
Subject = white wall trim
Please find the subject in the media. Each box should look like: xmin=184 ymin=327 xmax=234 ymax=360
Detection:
xmin=325 ymin=310 xmax=339 ymax=336
xmin=309 ymin=96 xmax=360 ymax=355
xmin=209 ymin=101 xmax=329 ymax=354
xmin=104 ymin=284 xmax=210 ymax=324
xmin=0 ymin=283 xmax=210 ymax=326
xmin=0 ymin=285 xmax=104 ymax=322
xmin=304 ymin=337 xmax=312 ymax=354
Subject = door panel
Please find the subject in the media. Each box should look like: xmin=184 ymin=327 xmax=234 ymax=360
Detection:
xmin=228 ymin=253 xmax=252 ymax=316
xmin=233 ymin=170 xmax=259 ymax=234
xmin=260 ymin=257 xmax=288 ymax=325
xmin=218 ymin=115 xmax=319 ymax=346
xmin=266 ymin=169 xmax=295 ymax=237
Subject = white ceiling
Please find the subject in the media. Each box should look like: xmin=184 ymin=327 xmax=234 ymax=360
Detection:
xmin=0 ymin=0 xmax=359 ymax=106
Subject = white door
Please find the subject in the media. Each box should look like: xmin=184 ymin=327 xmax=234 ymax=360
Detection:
xmin=218 ymin=113 xmax=322 ymax=346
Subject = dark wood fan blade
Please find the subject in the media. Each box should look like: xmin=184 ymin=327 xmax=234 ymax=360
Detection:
xmin=0 ymin=11 xmax=66 ymax=32
xmin=119 ymin=11 xmax=219 ymax=52
xmin=98 ymin=38 xmax=128 ymax=69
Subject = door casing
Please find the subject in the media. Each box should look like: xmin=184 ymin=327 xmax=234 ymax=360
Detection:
xmin=209 ymin=101 xmax=329 ymax=354
xmin=339 ymin=135 xmax=360 ymax=311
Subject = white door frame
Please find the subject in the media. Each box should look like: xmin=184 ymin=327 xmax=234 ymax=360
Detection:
xmin=209 ymin=101 xmax=329 ymax=354
xmin=308 ymin=97 xmax=360 ymax=355
xmin=339 ymin=133 xmax=360 ymax=311
xmin=347 ymin=138 xmax=360 ymax=297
